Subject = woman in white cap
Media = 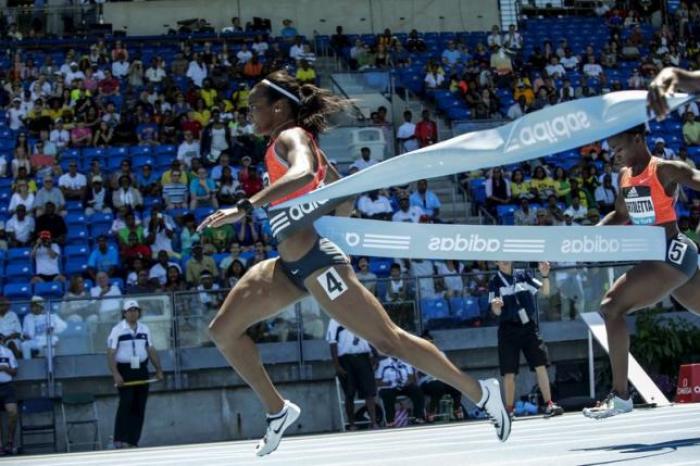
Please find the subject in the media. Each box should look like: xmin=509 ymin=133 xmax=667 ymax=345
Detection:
xmin=107 ymin=299 xmax=163 ymax=449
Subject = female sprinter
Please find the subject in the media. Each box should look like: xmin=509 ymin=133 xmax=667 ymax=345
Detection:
xmin=583 ymin=122 xmax=700 ymax=419
xmin=197 ymin=70 xmax=510 ymax=456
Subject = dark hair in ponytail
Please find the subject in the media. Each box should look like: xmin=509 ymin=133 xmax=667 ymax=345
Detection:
xmin=261 ymin=70 xmax=349 ymax=135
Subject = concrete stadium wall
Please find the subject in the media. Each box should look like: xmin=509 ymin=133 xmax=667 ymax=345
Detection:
xmin=102 ymin=0 xmax=500 ymax=37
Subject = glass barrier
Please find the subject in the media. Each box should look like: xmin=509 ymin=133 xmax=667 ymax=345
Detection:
xmin=45 ymin=294 xmax=174 ymax=356
xmin=10 ymin=261 xmax=669 ymax=387
xmin=172 ymin=289 xmax=302 ymax=347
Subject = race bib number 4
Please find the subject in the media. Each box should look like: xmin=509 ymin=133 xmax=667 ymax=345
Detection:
xmin=317 ymin=267 xmax=348 ymax=301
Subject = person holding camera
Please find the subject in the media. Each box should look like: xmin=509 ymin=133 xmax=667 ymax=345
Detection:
xmin=489 ymin=261 xmax=564 ymax=418
xmin=31 ymin=230 xmax=65 ymax=284
xmin=107 ymin=300 xmax=163 ymax=449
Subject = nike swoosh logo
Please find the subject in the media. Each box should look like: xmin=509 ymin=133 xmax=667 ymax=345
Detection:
xmin=272 ymin=411 xmax=288 ymax=434
xmin=291 ymin=269 xmax=300 ymax=275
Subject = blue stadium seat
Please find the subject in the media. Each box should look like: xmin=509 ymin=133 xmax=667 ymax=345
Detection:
xmin=369 ymin=257 xmax=394 ymax=277
xmin=90 ymin=223 xmax=112 ymax=237
xmin=65 ymin=212 xmax=87 ymax=225
xmin=4 ymin=262 xmax=32 ymax=282
xmin=10 ymin=302 xmax=30 ymax=319
xmin=65 ymin=200 xmax=83 ymax=213
xmin=89 ymin=212 xmax=114 ymax=225
xmin=450 ymin=297 xmax=480 ymax=321
xmin=375 ymin=279 xmax=387 ymax=301
xmin=213 ymin=252 xmax=229 ymax=266
xmin=421 ymin=298 xmax=450 ymax=320
xmin=83 ymin=147 xmax=108 ymax=159
xmin=155 ymin=144 xmax=176 ymax=154
xmin=4 ymin=282 xmax=31 ymax=299
xmin=7 ymin=247 xmax=32 ymax=264
xmin=33 ymin=281 xmax=64 ymax=298
xmin=130 ymin=146 xmax=153 ymax=156
xmin=66 ymin=226 xmax=89 ymax=244
xmin=108 ymin=147 xmax=129 ymax=158
xmin=64 ymin=244 xmax=90 ymax=258
xmin=65 ymin=258 xmax=88 ymax=276
xmin=133 ymin=155 xmax=156 ymax=168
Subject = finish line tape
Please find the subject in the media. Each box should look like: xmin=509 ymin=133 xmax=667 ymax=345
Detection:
xmin=314 ymin=217 xmax=666 ymax=262
xmin=276 ymin=91 xmax=693 ymax=208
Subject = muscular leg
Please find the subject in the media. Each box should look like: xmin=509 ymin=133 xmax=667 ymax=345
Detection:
xmin=670 ymin=268 xmax=700 ymax=316
xmin=534 ymin=366 xmax=552 ymax=403
xmin=503 ymin=373 xmax=516 ymax=409
xmin=208 ymin=258 xmax=306 ymax=414
xmin=304 ymin=264 xmax=482 ymax=403
xmin=599 ymin=261 xmax=688 ymax=398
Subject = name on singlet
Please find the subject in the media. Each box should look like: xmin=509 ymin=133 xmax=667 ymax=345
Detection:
xmin=623 ymin=186 xmax=656 ymax=225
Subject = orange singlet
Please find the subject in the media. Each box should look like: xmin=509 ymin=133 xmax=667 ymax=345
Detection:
xmin=264 ymin=129 xmax=326 ymax=207
xmin=619 ymin=156 xmax=676 ymax=226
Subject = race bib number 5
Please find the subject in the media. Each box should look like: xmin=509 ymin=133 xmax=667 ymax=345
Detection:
xmin=667 ymin=239 xmax=688 ymax=265
xmin=317 ymin=267 xmax=348 ymax=301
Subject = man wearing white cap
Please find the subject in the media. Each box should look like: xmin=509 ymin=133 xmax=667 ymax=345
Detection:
xmin=6 ymin=98 xmax=26 ymax=131
xmin=653 ymin=137 xmax=676 ymax=160
xmin=21 ymin=296 xmax=67 ymax=360
xmin=64 ymin=62 xmax=85 ymax=86
xmin=107 ymin=299 xmax=163 ymax=448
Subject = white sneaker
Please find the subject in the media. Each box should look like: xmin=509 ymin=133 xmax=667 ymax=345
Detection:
xmin=582 ymin=392 xmax=633 ymax=419
xmin=477 ymin=378 xmax=511 ymax=442
xmin=256 ymin=400 xmax=301 ymax=457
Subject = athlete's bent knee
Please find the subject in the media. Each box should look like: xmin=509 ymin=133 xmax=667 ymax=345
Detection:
xmin=599 ymin=298 xmax=626 ymax=322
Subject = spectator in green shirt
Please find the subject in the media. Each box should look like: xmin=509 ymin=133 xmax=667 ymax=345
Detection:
xmin=202 ymin=224 xmax=234 ymax=253
xmin=117 ymin=211 xmax=145 ymax=248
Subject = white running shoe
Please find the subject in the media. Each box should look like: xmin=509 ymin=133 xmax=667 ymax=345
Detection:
xmin=477 ymin=378 xmax=511 ymax=442
xmin=256 ymin=400 xmax=301 ymax=457
xmin=582 ymin=392 xmax=633 ymax=419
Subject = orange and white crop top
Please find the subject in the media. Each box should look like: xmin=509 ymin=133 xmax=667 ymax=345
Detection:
xmin=264 ymin=129 xmax=326 ymax=207
xmin=619 ymin=157 xmax=676 ymax=226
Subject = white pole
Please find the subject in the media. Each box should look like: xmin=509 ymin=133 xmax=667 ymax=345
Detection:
xmin=587 ymin=330 xmax=595 ymax=399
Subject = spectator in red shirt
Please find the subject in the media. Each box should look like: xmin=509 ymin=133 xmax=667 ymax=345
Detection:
xmin=98 ymin=69 xmax=120 ymax=97
xmin=415 ymin=110 xmax=438 ymax=147
xmin=180 ymin=112 xmax=203 ymax=139
xmin=122 ymin=231 xmax=152 ymax=264
xmin=241 ymin=170 xmax=263 ymax=197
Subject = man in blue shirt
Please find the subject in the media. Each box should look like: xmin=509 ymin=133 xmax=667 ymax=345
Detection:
xmin=87 ymin=235 xmax=120 ymax=280
xmin=488 ymin=261 xmax=563 ymax=418
xmin=409 ymin=179 xmax=441 ymax=221
xmin=280 ymin=19 xmax=298 ymax=39
xmin=441 ymin=41 xmax=462 ymax=66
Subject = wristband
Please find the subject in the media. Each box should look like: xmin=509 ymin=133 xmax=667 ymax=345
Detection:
xmin=236 ymin=198 xmax=254 ymax=214
xmin=541 ymin=275 xmax=549 ymax=279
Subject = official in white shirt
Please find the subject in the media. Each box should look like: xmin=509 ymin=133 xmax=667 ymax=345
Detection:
xmin=327 ymin=318 xmax=378 ymax=430
xmin=349 ymin=147 xmax=377 ymax=172
xmin=107 ymin=299 xmax=163 ymax=448
xmin=375 ymin=356 xmax=426 ymax=425
xmin=0 ymin=338 xmax=18 ymax=452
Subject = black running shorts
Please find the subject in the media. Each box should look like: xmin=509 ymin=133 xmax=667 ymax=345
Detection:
xmin=497 ymin=321 xmax=549 ymax=376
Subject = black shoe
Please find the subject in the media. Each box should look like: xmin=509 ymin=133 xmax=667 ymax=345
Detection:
xmin=544 ymin=401 xmax=564 ymax=417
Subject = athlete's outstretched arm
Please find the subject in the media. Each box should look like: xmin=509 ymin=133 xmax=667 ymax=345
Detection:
xmin=597 ymin=188 xmax=630 ymax=226
xmin=659 ymin=160 xmax=700 ymax=192
xmin=648 ymin=67 xmax=700 ymax=118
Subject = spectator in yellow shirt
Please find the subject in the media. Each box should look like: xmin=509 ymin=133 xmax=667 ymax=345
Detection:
xmin=200 ymin=79 xmax=218 ymax=108
xmin=231 ymin=83 xmax=250 ymax=111
xmin=529 ymin=166 xmax=556 ymax=202
xmin=510 ymin=169 xmax=533 ymax=201
xmin=295 ymin=60 xmax=317 ymax=85
xmin=191 ymin=99 xmax=211 ymax=126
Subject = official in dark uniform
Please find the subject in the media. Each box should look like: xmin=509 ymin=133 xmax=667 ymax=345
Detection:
xmin=488 ymin=261 xmax=563 ymax=417
xmin=107 ymin=300 xmax=163 ymax=448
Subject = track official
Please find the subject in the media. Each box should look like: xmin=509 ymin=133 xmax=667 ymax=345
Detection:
xmin=107 ymin=299 xmax=163 ymax=448
xmin=489 ymin=261 xmax=563 ymax=417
